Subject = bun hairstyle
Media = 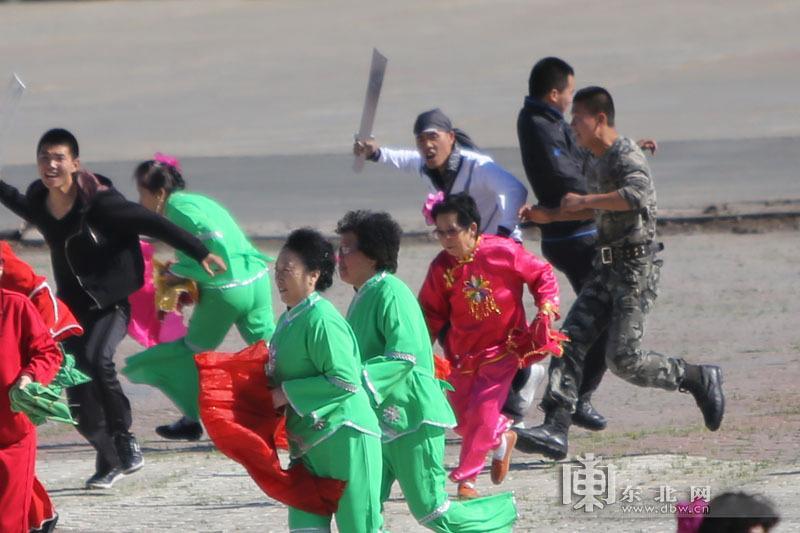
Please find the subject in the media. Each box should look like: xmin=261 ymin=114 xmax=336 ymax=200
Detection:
xmin=134 ymin=154 xmax=186 ymax=194
xmin=284 ymin=228 xmax=336 ymax=292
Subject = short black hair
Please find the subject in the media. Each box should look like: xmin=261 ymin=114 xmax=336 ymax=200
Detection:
xmin=134 ymin=160 xmax=186 ymax=195
xmin=573 ymin=86 xmax=615 ymax=127
xmin=528 ymin=57 xmax=574 ymax=99
xmin=37 ymin=128 xmax=79 ymax=158
xmin=335 ymin=210 xmax=402 ymax=273
xmin=283 ymin=228 xmax=336 ymax=292
xmin=699 ymin=492 xmax=780 ymax=533
xmin=431 ymin=193 xmax=481 ymax=231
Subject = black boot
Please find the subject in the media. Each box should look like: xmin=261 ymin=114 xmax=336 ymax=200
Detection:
xmin=513 ymin=406 xmax=571 ymax=460
xmin=156 ymin=416 xmax=204 ymax=441
xmin=680 ymin=364 xmax=725 ymax=431
xmin=572 ymin=397 xmax=607 ymax=431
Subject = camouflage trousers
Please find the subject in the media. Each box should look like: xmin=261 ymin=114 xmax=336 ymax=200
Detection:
xmin=544 ymin=254 xmax=686 ymax=412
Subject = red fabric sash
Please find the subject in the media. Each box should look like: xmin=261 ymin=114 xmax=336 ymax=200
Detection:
xmin=451 ymin=319 xmax=567 ymax=375
xmin=195 ymin=341 xmax=345 ymax=515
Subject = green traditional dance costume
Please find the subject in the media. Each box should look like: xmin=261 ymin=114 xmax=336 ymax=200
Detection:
xmin=124 ymin=192 xmax=274 ymax=420
xmin=268 ymin=292 xmax=383 ymax=532
xmin=347 ymin=272 xmax=518 ymax=532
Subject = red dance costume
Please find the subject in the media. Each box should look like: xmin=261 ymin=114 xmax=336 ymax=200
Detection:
xmin=419 ymin=234 xmax=562 ymax=482
xmin=0 ymin=289 xmax=63 ymax=533
xmin=0 ymin=241 xmax=83 ymax=532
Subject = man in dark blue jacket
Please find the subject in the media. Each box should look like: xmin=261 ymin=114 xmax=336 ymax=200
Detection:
xmin=513 ymin=57 xmax=609 ymax=442
xmin=514 ymin=58 xmax=659 ymax=456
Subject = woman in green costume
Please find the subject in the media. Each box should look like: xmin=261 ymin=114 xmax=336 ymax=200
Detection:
xmin=123 ymin=155 xmax=275 ymax=440
xmin=268 ymin=228 xmax=383 ymax=532
xmin=336 ymin=210 xmax=517 ymax=532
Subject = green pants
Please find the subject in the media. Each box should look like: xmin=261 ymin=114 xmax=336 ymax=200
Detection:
xmin=382 ymin=425 xmax=517 ymax=532
xmin=123 ymin=275 xmax=274 ymax=419
xmin=289 ymin=427 xmax=383 ymax=533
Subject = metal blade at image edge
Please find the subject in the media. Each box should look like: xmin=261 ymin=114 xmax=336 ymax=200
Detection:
xmin=353 ymin=48 xmax=387 ymax=173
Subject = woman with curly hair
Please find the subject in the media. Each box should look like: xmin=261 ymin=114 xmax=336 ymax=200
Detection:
xmin=268 ymin=228 xmax=383 ymax=532
xmin=337 ymin=210 xmax=517 ymax=530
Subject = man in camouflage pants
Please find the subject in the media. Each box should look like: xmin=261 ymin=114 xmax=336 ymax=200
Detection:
xmin=515 ymin=86 xmax=725 ymax=459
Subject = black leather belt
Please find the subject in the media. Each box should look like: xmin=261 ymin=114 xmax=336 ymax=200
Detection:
xmin=599 ymin=242 xmax=664 ymax=264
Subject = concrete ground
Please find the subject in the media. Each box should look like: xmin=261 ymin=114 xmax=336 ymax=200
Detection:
xmin=26 ymin=227 xmax=800 ymax=532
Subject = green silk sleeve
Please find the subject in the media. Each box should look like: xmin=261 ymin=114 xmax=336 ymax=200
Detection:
xmin=281 ymin=314 xmax=363 ymax=422
xmin=361 ymin=293 xmax=417 ymax=406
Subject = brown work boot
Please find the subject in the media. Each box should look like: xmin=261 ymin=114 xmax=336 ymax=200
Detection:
xmin=457 ymin=480 xmax=479 ymax=500
xmin=490 ymin=430 xmax=517 ymax=485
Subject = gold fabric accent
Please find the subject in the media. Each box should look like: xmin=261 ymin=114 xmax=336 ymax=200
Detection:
xmin=538 ymin=301 xmax=559 ymax=318
xmin=154 ymin=259 xmax=199 ymax=312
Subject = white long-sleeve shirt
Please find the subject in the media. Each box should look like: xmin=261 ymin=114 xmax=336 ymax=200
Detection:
xmin=376 ymin=147 xmax=528 ymax=241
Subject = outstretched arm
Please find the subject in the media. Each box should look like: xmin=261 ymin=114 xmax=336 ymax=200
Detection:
xmin=353 ymin=139 xmax=421 ymax=174
xmin=519 ymin=203 xmax=594 ymax=223
xmin=561 ymin=191 xmax=632 ymax=212
xmin=95 ymin=196 xmax=226 ymax=276
xmin=0 ymin=180 xmax=33 ymax=222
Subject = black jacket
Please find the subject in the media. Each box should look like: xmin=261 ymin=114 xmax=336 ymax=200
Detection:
xmin=0 ymin=175 xmax=209 ymax=314
xmin=517 ymin=97 xmax=596 ymax=239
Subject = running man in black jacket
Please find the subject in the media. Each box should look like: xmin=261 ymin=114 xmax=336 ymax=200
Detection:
xmin=515 ymin=58 xmax=657 ymax=454
xmin=515 ymin=57 xmax=610 ymax=437
xmin=0 ymin=129 xmax=225 ymax=489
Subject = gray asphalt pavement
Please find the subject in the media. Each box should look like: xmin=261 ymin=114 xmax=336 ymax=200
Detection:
xmin=2 ymin=137 xmax=798 ymax=235
xmin=0 ymin=0 xmax=799 ymax=163
xmin=1 ymin=0 xmax=798 ymax=235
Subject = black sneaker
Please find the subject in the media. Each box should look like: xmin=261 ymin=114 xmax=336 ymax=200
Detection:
xmin=156 ymin=417 xmax=203 ymax=441
xmin=86 ymin=468 xmax=124 ymax=489
xmin=113 ymin=432 xmax=144 ymax=474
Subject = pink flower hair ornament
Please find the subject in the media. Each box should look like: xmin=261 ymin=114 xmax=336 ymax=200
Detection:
xmin=153 ymin=152 xmax=182 ymax=173
xmin=422 ymin=191 xmax=446 ymax=226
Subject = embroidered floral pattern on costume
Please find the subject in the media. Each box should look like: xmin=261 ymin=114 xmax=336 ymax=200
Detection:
xmin=383 ymin=405 xmax=401 ymax=425
xmin=463 ymin=275 xmax=501 ymax=319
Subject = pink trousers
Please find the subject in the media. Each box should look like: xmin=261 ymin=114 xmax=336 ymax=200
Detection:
xmin=447 ymin=353 xmax=518 ymax=482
